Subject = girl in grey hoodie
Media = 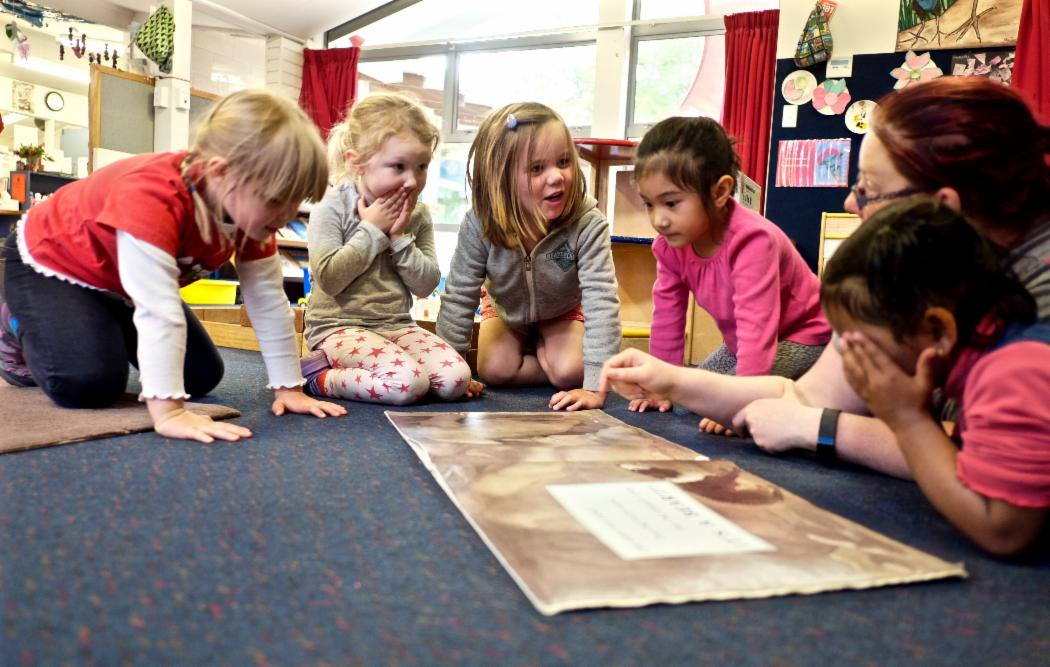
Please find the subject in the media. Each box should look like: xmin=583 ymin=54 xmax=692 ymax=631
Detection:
xmin=437 ymin=102 xmax=622 ymax=411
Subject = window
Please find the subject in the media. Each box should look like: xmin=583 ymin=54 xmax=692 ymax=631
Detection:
xmin=324 ymin=0 xmax=778 ymax=254
xmin=626 ymin=0 xmax=778 ymax=138
xmin=456 ymin=45 xmax=596 ymax=134
xmin=328 ymin=0 xmax=599 ymax=48
xmin=357 ymin=56 xmax=447 ymax=128
xmin=631 ymin=35 xmax=713 ymax=127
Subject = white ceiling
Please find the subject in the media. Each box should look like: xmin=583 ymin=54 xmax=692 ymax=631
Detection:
xmin=27 ymin=0 xmax=391 ymax=41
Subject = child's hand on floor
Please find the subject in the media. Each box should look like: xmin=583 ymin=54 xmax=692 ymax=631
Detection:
xmin=272 ymin=387 xmax=348 ymax=418
xmin=599 ymin=349 xmax=674 ymax=403
xmin=628 ymin=397 xmax=673 ymax=413
xmin=549 ymin=388 xmax=605 ymax=411
xmin=357 ymin=186 xmax=411 ymax=236
xmin=465 ymin=378 xmax=485 ymax=398
xmin=151 ymin=399 xmax=253 ymax=444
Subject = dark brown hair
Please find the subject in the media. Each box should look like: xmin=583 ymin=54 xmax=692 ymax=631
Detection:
xmin=633 ymin=116 xmax=741 ymax=238
xmin=873 ymin=77 xmax=1050 ymax=239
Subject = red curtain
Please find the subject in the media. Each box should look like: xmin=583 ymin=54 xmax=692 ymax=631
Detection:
xmin=298 ymin=47 xmax=360 ymax=141
xmin=1013 ymin=0 xmax=1049 ymax=124
xmin=721 ymin=9 xmax=779 ymax=211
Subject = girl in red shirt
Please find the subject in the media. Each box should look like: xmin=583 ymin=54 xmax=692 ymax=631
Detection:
xmin=1 ymin=89 xmax=345 ymax=442
xmin=825 ymin=199 xmax=1049 ymax=556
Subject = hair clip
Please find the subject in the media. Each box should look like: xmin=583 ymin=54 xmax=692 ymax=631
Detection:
xmin=506 ymin=114 xmax=518 ymax=130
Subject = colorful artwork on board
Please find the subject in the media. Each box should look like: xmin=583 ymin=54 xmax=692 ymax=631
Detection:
xmin=775 ymin=139 xmax=852 ymax=188
xmin=812 ymin=79 xmax=851 ymax=115
xmin=845 ymin=100 xmax=877 ymax=135
xmin=781 ymin=69 xmax=818 ymax=105
xmin=896 ymin=0 xmax=1022 ymax=52
xmin=890 ymin=50 xmax=944 ymax=89
xmin=950 ymin=48 xmax=1015 ymax=85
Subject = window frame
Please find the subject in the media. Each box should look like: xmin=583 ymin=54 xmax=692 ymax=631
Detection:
xmin=625 ymin=16 xmax=725 ymax=139
xmin=328 ymin=2 xmax=726 ymax=141
xmin=345 ymin=33 xmax=598 ymax=143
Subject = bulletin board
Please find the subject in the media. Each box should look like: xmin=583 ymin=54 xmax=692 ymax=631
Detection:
xmin=88 ymin=64 xmax=222 ymax=171
xmin=763 ymin=48 xmax=976 ymax=272
xmin=89 ymin=65 xmax=156 ymax=158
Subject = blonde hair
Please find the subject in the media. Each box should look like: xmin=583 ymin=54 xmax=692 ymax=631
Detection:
xmin=467 ymin=102 xmax=587 ymax=249
xmin=185 ymin=89 xmax=328 ymax=241
xmin=326 ymin=92 xmax=440 ymax=184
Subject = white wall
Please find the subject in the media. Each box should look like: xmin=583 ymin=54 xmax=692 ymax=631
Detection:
xmin=777 ymin=0 xmax=900 ymax=59
xmin=191 ymin=29 xmax=267 ymax=97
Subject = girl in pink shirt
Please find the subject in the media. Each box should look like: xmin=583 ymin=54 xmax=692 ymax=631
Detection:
xmin=827 ymin=199 xmax=1049 ymax=556
xmin=631 ymin=116 xmax=829 ymax=413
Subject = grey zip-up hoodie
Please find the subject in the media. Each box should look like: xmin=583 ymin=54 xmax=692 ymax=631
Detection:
xmin=437 ymin=197 xmax=622 ymax=389
xmin=305 ymin=181 xmax=440 ymax=351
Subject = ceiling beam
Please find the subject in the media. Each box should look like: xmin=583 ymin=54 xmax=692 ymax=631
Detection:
xmin=25 ymin=1 xmax=138 ymax=29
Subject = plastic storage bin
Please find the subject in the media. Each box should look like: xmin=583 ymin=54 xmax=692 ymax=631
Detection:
xmin=180 ymin=279 xmax=239 ymax=305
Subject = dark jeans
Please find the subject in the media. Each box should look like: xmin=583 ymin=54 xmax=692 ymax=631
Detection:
xmin=2 ymin=233 xmax=223 ymax=408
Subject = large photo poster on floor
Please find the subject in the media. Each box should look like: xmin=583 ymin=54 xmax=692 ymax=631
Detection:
xmin=387 ymin=411 xmax=966 ymax=615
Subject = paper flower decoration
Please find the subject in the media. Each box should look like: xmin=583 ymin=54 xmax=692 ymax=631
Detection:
xmin=782 ymin=70 xmax=818 ymax=105
xmin=845 ymin=100 xmax=877 ymax=135
xmin=890 ymin=50 xmax=943 ymax=90
xmin=812 ymin=79 xmax=851 ymax=116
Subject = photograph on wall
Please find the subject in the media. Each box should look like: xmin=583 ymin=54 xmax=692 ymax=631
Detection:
xmin=775 ymin=138 xmax=852 ymax=188
xmin=388 ymin=412 xmax=966 ymax=615
xmin=12 ymin=81 xmax=33 ymax=113
xmin=949 ymin=48 xmax=1014 ymax=84
xmin=895 ymin=0 xmax=1022 ymax=52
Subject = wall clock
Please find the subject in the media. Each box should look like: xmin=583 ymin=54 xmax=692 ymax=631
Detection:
xmin=44 ymin=91 xmax=64 ymax=112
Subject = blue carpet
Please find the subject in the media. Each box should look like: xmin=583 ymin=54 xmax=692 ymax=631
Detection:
xmin=2 ymin=348 xmax=1048 ymax=665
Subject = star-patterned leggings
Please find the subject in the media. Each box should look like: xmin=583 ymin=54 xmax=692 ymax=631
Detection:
xmin=314 ymin=326 xmax=471 ymax=405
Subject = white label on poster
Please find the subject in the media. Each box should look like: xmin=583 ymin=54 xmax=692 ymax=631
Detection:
xmin=782 ymin=104 xmax=798 ymax=128
xmin=547 ymin=481 xmax=775 ymax=560
xmin=826 ymin=55 xmax=853 ymax=78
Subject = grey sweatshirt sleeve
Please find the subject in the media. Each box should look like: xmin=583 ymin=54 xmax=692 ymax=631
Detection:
xmin=308 ymin=189 xmax=390 ymax=297
xmin=391 ymin=205 xmax=441 ymax=297
xmin=436 ymin=213 xmax=488 ymax=357
xmin=575 ymin=212 xmax=622 ymax=389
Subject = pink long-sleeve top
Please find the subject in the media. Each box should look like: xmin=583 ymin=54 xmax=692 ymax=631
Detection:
xmin=648 ymin=201 xmax=830 ymax=375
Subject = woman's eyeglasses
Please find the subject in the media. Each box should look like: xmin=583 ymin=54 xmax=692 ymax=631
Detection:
xmin=849 ymin=184 xmax=922 ymax=210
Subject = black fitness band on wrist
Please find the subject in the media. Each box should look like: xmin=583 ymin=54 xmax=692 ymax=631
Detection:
xmin=816 ymin=408 xmax=841 ymax=466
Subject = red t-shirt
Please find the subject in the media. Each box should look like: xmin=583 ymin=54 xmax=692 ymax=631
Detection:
xmin=22 ymin=151 xmax=274 ymax=295
xmin=947 ymin=338 xmax=1050 ymax=508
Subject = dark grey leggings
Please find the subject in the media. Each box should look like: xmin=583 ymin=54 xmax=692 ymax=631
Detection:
xmin=2 ymin=233 xmax=223 ymax=408
xmin=697 ymin=340 xmax=825 ymax=379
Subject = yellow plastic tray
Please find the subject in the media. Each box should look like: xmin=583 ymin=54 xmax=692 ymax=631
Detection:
xmin=180 ymin=279 xmax=238 ymax=305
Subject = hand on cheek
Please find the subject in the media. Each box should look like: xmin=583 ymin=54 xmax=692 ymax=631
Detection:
xmin=840 ymin=332 xmax=934 ymax=429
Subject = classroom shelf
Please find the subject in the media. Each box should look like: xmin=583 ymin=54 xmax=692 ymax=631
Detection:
xmin=8 ymin=170 xmax=78 ymax=211
xmin=610 ymin=235 xmax=653 ymax=245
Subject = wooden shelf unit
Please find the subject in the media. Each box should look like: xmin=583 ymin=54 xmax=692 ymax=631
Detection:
xmin=8 ymin=170 xmax=78 ymax=211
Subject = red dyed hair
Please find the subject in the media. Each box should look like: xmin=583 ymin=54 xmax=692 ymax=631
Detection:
xmin=873 ymin=77 xmax=1050 ymax=237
